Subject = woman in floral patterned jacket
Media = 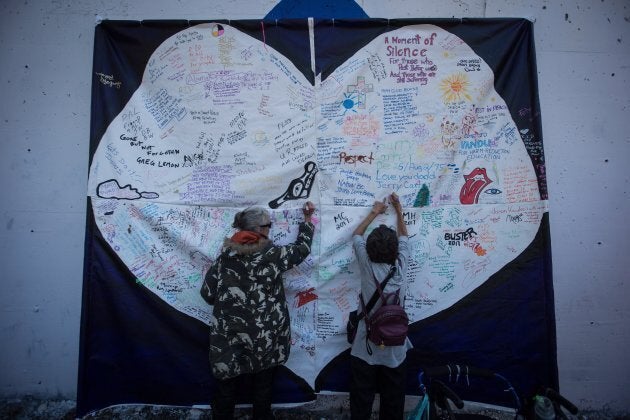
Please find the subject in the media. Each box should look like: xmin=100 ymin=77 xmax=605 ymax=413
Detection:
xmin=201 ymin=202 xmax=315 ymax=420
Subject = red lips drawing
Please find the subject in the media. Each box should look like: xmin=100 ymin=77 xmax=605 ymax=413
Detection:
xmin=460 ymin=168 xmax=492 ymax=204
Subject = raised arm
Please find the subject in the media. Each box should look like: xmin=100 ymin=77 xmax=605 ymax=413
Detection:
xmin=302 ymin=201 xmax=315 ymax=224
xmin=353 ymin=199 xmax=388 ymax=236
xmin=265 ymin=201 xmax=317 ymax=273
xmin=390 ymin=192 xmax=408 ymax=237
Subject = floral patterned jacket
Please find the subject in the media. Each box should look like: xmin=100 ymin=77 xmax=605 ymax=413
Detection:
xmin=200 ymin=222 xmax=314 ymax=380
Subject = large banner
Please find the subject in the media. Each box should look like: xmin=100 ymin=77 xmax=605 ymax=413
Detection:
xmin=78 ymin=18 xmax=556 ymax=416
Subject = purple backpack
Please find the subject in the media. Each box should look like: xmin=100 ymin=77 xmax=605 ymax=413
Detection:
xmin=360 ymin=268 xmax=409 ymax=354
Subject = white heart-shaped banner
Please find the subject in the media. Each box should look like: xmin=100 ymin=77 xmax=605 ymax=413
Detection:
xmin=88 ymin=22 xmax=545 ymax=388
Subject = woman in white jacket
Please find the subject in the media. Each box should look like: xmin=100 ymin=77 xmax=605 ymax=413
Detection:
xmin=350 ymin=193 xmax=412 ymax=419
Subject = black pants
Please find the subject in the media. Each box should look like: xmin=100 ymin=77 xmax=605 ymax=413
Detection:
xmin=350 ymin=355 xmax=407 ymax=420
xmin=212 ymin=366 xmax=277 ymax=420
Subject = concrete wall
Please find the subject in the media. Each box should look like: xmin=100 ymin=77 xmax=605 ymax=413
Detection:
xmin=1 ymin=0 xmax=628 ymax=413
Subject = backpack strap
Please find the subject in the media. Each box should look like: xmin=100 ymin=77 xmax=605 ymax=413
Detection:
xmin=358 ymin=265 xmax=396 ymax=320
xmin=363 ymin=265 xmax=397 ymax=356
xmin=371 ymin=265 xmax=397 ymax=306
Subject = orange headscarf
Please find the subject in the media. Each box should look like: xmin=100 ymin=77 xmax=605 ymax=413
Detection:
xmin=231 ymin=230 xmax=266 ymax=244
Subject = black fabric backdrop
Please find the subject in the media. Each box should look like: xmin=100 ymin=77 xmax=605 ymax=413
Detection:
xmin=79 ymin=18 xmax=556 ymax=417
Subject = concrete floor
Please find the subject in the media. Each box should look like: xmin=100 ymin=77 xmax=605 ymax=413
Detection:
xmin=3 ymin=395 xmax=620 ymax=420
xmin=0 ymin=395 xmax=523 ymax=420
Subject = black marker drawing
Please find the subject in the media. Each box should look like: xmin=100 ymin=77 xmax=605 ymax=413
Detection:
xmin=268 ymin=161 xmax=318 ymax=209
xmin=97 ymin=179 xmax=159 ymax=200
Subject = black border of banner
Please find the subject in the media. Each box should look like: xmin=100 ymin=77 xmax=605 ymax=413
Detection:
xmin=79 ymin=18 xmax=556 ymax=417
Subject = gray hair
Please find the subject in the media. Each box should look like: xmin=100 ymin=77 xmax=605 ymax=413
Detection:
xmin=232 ymin=207 xmax=270 ymax=232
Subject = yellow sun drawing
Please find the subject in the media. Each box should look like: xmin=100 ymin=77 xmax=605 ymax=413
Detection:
xmin=440 ymin=73 xmax=472 ymax=102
